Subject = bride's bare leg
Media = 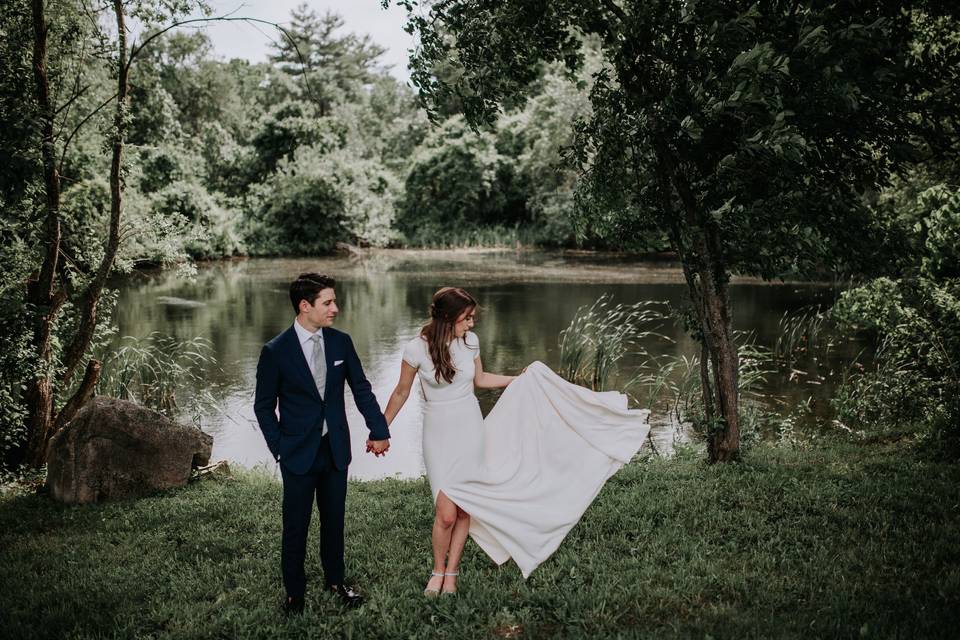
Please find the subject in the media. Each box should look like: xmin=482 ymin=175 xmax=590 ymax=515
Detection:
xmin=427 ymin=491 xmax=457 ymax=592
xmin=443 ymin=506 xmax=470 ymax=593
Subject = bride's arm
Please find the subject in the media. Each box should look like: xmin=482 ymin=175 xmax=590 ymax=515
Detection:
xmin=473 ymin=356 xmax=517 ymax=389
xmin=384 ymin=361 xmax=418 ymax=426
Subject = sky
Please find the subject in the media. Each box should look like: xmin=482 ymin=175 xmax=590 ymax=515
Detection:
xmin=169 ymin=1 xmax=418 ymax=83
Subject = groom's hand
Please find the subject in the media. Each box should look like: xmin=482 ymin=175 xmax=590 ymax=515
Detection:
xmin=366 ymin=438 xmax=390 ymax=457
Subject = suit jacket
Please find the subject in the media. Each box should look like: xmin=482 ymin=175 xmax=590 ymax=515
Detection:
xmin=254 ymin=325 xmax=389 ymax=474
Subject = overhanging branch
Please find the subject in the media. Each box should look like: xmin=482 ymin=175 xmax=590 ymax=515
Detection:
xmin=127 ymin=13 xmax=320 ymax=106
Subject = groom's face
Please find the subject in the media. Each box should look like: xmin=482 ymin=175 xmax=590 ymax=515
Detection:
xmin=301 ymin=287 xmax=338 ymax=330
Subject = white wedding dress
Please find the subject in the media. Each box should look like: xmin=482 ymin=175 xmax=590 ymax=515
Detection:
xmin=402 ymin=332 xmax=650 ymax=578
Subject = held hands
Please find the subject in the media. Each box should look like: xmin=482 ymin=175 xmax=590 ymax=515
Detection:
xmin=366 ymin=438 xmax=390 ymax=457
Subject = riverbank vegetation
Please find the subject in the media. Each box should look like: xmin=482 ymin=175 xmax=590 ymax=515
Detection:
xmin=2 ymin=439 xmax=957 ymax=639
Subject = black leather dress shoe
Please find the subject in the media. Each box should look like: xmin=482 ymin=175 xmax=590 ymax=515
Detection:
xmin=328 ymin=583 xmax=364 ymax=608
xmin=282 ymin=595 xmax=305 ymax=616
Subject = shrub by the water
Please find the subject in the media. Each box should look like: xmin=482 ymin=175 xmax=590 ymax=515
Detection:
xmin=831 ymin=276 xmax=960 ymax=457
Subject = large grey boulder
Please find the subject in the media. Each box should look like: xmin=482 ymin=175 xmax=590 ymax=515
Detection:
xmin=47 ymin=396 xmax=213 ymax=504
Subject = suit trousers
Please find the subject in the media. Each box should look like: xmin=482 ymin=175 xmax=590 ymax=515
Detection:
xmin=280 ymin=435 xmax=347 ymax=597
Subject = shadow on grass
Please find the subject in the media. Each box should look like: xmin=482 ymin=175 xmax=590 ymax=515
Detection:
xmin=1 ymin=440 xmax=958 ymax=639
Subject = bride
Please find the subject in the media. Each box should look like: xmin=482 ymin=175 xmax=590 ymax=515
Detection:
xmin=380 ymin=287 xmax=649 ymax=595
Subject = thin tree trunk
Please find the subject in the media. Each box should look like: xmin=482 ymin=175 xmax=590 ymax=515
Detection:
xmin=24 ymin=0 xmax=64 ymax=467
xmin=699 ymin=340 xmax=713 ymax=422
xmin=29 ymin=0 xmax=60 ymax=302
xmin=698 ymin=254 xmax=740 ymax=462
xmin=674 ymin=241 xmax=718 ymax=427
xmin=659 ymin=145 xmax=740 ymax=462
xmin=24 ymin=0 xmax=132 ymax=466
xmin=59 ymin=0 xmax=128 ymax=385
xmin=655 ymin=149 xmax=720 ymax=440
xmin=53 ymin=360 xmax=100 ymax=433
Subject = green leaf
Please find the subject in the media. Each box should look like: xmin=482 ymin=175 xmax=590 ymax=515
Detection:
xmin=797 ymin=25 xmax=827 ymax=50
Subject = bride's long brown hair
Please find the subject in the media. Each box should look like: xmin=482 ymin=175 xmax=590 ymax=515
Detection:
xmin=421 ymin=287 xmax=479 ymax=384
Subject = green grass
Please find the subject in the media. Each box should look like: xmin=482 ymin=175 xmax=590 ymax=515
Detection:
xmin=2 ymin=441 xmax=958 ymax=639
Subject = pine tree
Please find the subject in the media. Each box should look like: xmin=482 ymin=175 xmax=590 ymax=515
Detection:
xmin=270 ymin=3 xmax=387 ymax=114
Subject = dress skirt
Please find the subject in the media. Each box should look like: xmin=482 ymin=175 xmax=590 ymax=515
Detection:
xmin=421 ymin=361 xmax=650 ymax=578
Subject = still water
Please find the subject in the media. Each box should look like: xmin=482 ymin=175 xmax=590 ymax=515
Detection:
xmin=113 ymin=250 xmax=849 ymax=480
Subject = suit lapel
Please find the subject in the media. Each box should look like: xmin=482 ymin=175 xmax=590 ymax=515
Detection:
xmin=284 ymin=326 xmax=323 ymax=403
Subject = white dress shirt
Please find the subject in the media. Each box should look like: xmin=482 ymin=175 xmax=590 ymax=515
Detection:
xmin=293 ymin=320 xmax=324 ymax=375
xmin=293 ymin=320 xmax=328 ymax=436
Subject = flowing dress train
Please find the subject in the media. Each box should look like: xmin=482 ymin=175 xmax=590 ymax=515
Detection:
xmin=402 ymin=332 xmax=650 ymax=578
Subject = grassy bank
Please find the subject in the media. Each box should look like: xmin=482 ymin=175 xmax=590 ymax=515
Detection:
xmin=1 ymin=441 xmax=958 ymax=639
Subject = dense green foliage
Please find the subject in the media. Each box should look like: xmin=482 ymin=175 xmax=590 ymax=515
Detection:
xmin=399 ymin=0 xmax=957 ymax=278
xmin=396 ymin=0 xmax=960 ymax=459
xmin=1 ymin=2 xmax=607 ymax=265
xmin=2 ymin=1 xmax=958 ymax=463
xmin=832 ymin=277 xmax=959 ymax=453
xmin=2 ymin=441 xmax=958 ymax=638
xmin=827 ymin=18 xmax=960 ymax=457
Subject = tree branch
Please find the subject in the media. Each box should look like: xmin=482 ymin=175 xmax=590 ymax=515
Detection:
xmin=52 ymin=359 xmax=101 ymax=434
xmin=601 ymin=0 xmax=628 ymax=26
xmin=53 ymin=35 xmax=90 ymax=148
xmin=54 ymin=83 xmax=90 ymax=117
xmin=58 ymin=90 xmax=119 ymax=175
xmin=60 ymin=0 xmax=128 ymax=383
xmin=30 ymin=0 xmax=62 ymax=306
xmin=126 ymin=13 xmax=321 ymax=106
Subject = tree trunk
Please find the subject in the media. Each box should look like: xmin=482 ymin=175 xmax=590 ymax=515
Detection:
xmin=24 ymin=0 xmax=63 ymax=467
xmin=698 ymin=256 xmax=740 ymax=462
xmin=60 ymin=0 xmax=128 ymax=385
xmin=23 ymin=0 xmax=129 ymax=466
xmin=683 ymin=247 xmax=739 ymax=462
xmin=659 ymin=145 xmax=740 ymax=462
xmin=654 ymin=154 xmax=718 ymax=430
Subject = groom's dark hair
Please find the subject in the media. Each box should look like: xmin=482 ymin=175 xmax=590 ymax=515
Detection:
xmin=289 ymin=273 xmax=336 ymax=314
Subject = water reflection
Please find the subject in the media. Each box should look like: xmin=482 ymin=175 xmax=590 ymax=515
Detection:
xmin=113 ymin=251 xmax=849 ymax=479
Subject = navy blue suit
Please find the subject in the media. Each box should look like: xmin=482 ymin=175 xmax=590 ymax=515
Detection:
xmin=254 ymin=324 xmax=389 ymax=596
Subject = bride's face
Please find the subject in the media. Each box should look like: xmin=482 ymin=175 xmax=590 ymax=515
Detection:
xmin=453 ymin=307 xmax=476 ymax=338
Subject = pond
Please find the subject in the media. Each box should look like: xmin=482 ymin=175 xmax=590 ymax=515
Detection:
xmin=113 ymin=250 xmax=856 ymax=480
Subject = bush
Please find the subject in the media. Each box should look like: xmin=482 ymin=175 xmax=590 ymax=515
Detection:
xmin=397 ymin=117 xmax=527 ymax=243
xmin=831 ymin=276 xmax=960 ymax=457
xmin=922 ymin=183 xmax=960 ymax=279
xmin=246 ymin=145 xmax=399 ymax=255
xmin=149 ymin=181 xmax=245 ymax=260
xmin=0 ymin=297 xmax=37 ymax=467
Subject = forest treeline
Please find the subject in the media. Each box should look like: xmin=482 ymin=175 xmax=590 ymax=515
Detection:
xmin=3 ymin=3 xmax=955 ymax=265
xmin=3 ymin=3 xmax=621 ymax=266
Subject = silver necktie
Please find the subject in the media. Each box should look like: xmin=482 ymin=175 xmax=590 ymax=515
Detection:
xmin=311 ymin=333 xmax=326 ymax=399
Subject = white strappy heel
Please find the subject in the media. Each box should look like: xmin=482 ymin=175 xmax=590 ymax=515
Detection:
xmin=441 ymin=570 xmax=459 ymax=595
xmin=424 ymin=571 xmax=444 ymax=597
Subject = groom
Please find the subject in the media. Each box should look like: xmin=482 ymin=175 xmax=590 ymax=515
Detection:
xmin=254 ymin=273 xmax=390 ymax=614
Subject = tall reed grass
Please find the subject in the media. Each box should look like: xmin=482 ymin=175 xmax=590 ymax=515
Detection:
xmin=97 ymin=333 xmax=220 ymax=423
xmin=557 ymin=295 xmax=669 ymax=391
xmin=773 ymin=306 xmax=830 ymax=367
xmin=557 ymin=296 xmax=867 ymax=449
xmin=631 ymin=333 xmax=777 ymax=440
xmin=401 ymin=224 xmax=536 ymax=249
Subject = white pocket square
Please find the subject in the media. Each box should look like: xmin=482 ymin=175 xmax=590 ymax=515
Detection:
xmin=334 ymin=360 xmax=344 ymax=366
